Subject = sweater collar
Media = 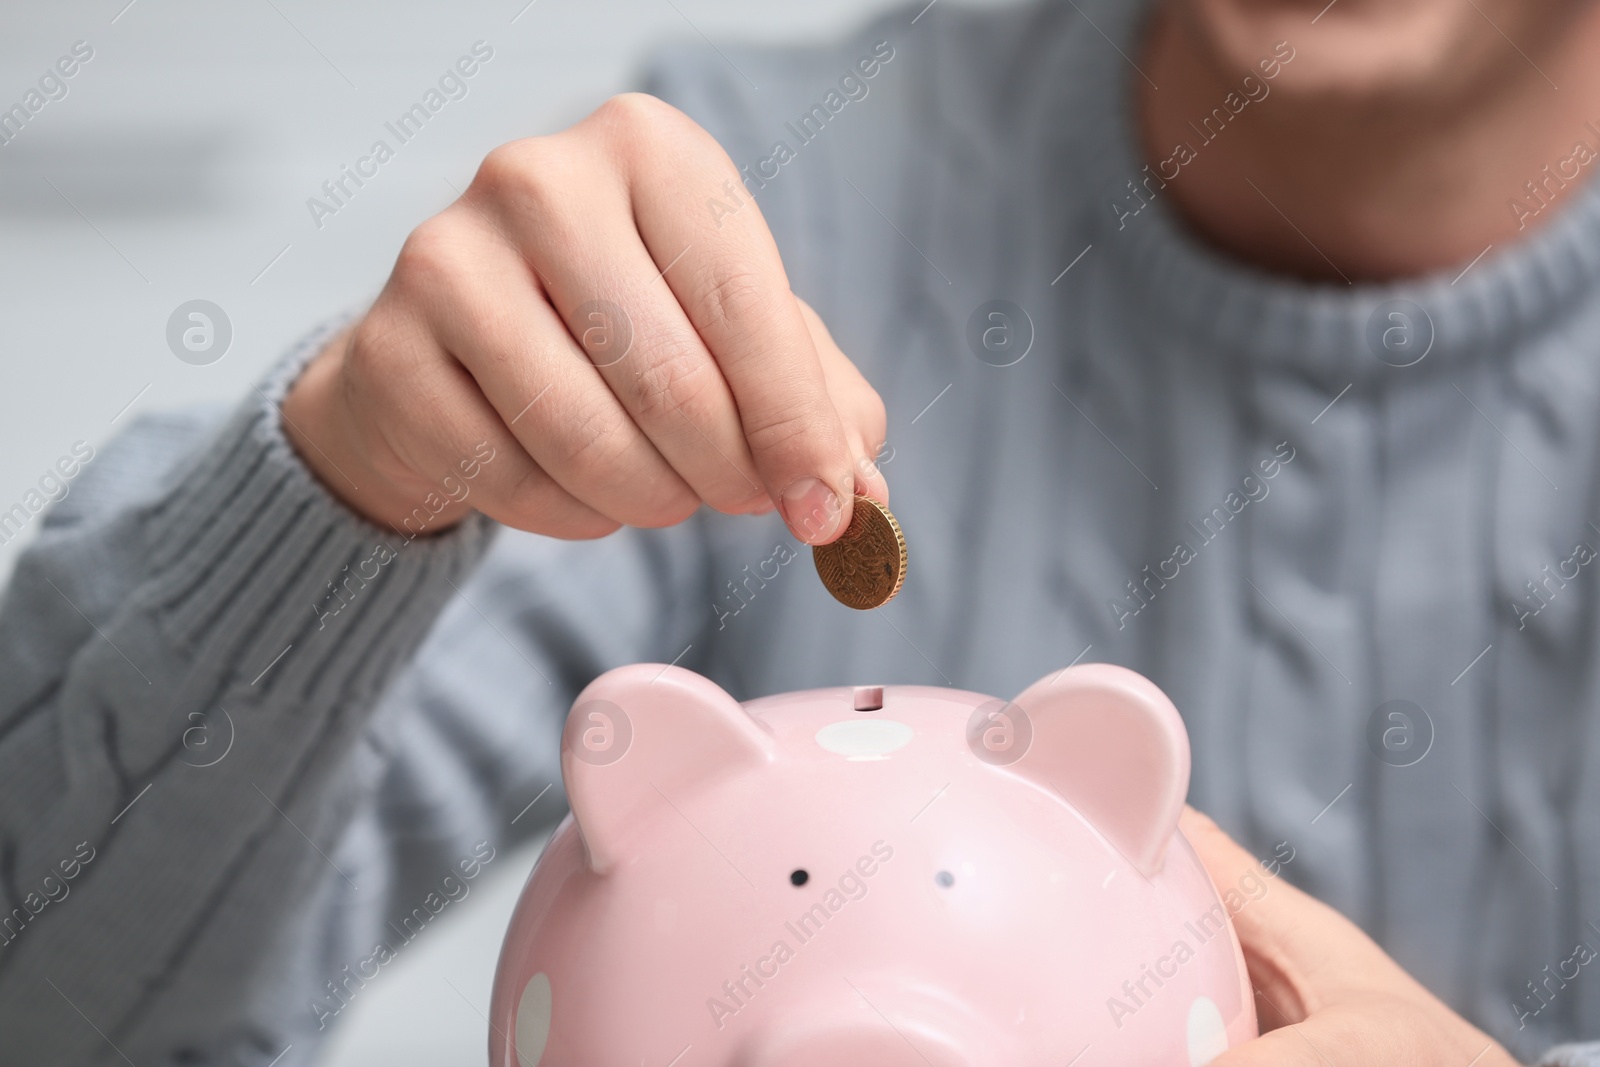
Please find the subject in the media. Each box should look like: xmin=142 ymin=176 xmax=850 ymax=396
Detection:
xmin=1061 ymin=0 xmax=1600 ymax=381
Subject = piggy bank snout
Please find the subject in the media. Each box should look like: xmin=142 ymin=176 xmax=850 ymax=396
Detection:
xmin=734 ymin=986 xmax=994 ymax=1067
xmin=738 ymin=1021 xmax=972 ymax=1067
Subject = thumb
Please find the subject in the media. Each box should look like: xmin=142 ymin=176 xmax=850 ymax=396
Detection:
xmin=1180 ymin=808 xmax=1439 ymax=1026
xmin=1179 ymin=807 xmax=1354 ymax=1027
xmin=1179 ymin=806 xmax=1336 ymax=961
xmin=1181 ymin=810 xmax=1521 ymax=1067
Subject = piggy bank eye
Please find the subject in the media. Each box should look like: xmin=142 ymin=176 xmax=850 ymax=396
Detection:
xmin=790 ymin=869 xmax=809 ymax=887
xmin=935 ymin=870 xmax=955 ymax=888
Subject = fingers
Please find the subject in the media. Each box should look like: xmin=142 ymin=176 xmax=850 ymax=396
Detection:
xmin=1207 ymin=1001 xmax=1410 ymax=1067
xmin=1184 ymin=805 xmax=1422 ymax=1022
xmin=1180 ymin=807 xmax=1375 ymax=981
xmin=1179 ymin=807 xmax=1520 ymax=1067
xmin=472 ymin=131 xmax=775 ymax=521
xmin=1178 ymin=807 xmax=1304 ymax=942
xmin=1179 ymin=808 xmax=1317 ymax=1026
xmin=604 ymin=94 xmax=863 ymax=543
xmin=1207 ymin=997 xmax=1518 ymax=1067
xmin=392 ymin=205 xmax=706 ymax=530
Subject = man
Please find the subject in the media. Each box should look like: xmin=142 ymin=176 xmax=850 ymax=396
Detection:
xmin=3 ymin=0 xmax=1599 ymax=1062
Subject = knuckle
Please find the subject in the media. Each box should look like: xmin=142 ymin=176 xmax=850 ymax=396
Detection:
xmin=473 ymin=139 xmax=538 ymax=199
xmin=697 ymin=267 xmax=779 ymax=339
xmin=548 ymin=408 xmax=700 ymax=525
xmin=393 ymin=215 xmax=467 ymax=296
xmin=590 ymin=92 xmax=678 ymax=139
xmin=744 ymin=401 xmax=832 ymax=467
xmin=551 ymin=401 xmax=633 ymax=476
xmin=473 ymin=138 xmax=581 ymax=222
xmin=472 ymin=142 xmax=516 ymax=195
xmin=628 ymin=338 xmax=716 ymax=422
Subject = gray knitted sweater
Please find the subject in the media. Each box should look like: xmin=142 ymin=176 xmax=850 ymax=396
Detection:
xmin=5 ymin=1 xmax=1600 ymax=1063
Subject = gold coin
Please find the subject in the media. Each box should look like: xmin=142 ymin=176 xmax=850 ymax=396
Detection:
xmin=812 ymin=495 xmax=907 ymax=609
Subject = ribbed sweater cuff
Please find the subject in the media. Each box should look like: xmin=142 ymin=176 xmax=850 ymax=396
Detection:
xmin=138 ymin=316 xmax=499 ymax=697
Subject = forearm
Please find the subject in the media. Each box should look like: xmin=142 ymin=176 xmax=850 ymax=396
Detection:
xmin=0 ymin=323 xmax=497 ymax=1064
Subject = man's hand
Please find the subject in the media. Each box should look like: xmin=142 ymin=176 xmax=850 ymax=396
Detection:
xmin=280 ymin=93 xmax=887 ymax=544
xmin=1180 ymin=808 xmax=1521 ymax=1066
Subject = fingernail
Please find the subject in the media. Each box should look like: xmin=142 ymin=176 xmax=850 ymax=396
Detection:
xmin=780 ymin=477 xmax=843 ymax=544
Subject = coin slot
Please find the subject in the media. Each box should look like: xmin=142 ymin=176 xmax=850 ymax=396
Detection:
xmin=853 ymin=686 xmax=884 ymax=712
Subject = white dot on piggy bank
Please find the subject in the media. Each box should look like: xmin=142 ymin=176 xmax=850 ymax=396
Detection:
xmin=813 ymin=719 xmax=914 ymax=759
xmin=515 ymin=972 xmax=552 ymax=1067
xmin=1187 ymin=995 xmax=1229 ymax=1066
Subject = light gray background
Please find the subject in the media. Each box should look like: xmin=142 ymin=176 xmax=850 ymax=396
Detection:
xmin=0 ymin=1 xmax=1005 ymax=1062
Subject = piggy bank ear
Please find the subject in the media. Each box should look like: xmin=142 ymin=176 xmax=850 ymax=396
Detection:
xmin=1007 ymin=663 xmax=1189 ymax=877
xmin=561 ymin=663 xmax=774 ymax=874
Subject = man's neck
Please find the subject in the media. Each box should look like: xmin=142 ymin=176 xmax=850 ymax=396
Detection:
xmin=1139 ymin=7 xmax=1600 ymax=283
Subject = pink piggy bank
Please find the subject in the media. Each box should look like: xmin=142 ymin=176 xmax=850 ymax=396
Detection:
xmin=489 ymin=663 xmax=1258 ymax=1067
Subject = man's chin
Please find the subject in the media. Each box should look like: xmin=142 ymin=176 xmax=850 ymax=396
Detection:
xmin=1173 ymin=0 xmax=1505 ymax=106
